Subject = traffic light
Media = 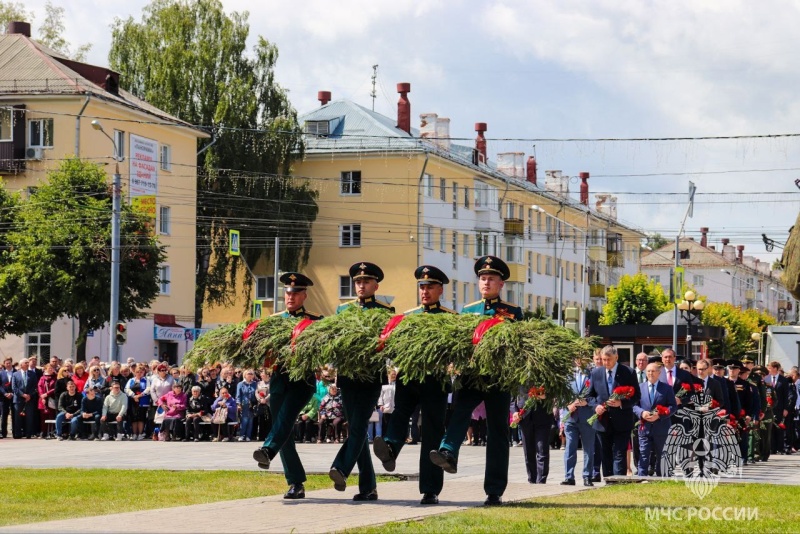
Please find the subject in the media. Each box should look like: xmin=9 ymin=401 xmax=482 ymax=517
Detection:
xmin=115 ymin=322 xmax=127 ymax=345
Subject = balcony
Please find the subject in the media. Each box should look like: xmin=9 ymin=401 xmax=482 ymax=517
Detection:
xmin=507 ymin=263 xmax=526 ymax=284
xmin=590 ymin=284 xmax=606 ymax=298
xmin=0 ymin=142 xmax=25 ymax=173
xmin=588 ymin=245 xmax=606 ymax=262
xmin=745 ymin=289 xmax=756 ymax=300
xmin=504 ymin=218 xmax=524 ymax=236
xmin=607 ymin=251 xmax=624 ymax=268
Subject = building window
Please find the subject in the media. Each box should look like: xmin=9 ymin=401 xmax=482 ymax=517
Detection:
xmin=158 ymin=265 xmax=171 ymax=295
xmin=439 ymin=178 xmax=446 ymax=201
xmin=452 ymin=231 xmax=458 ymax=268
xmin=256 ymin=276 xmax=276 ymax=300
xmin=28 ymin=118 xmax=54 ymax=148
xmin=693 ymin=275 xmax=704 ymax=287
xmin=452 ymin=183 xmax=458 ymax=219
xmin=113 ymin=130 xmax=125 ymax=161
xmin=527 ymin=294 xmax=533 ymax=311
xmin=26 ymin=328 xmax=51 ymax=362
xmin=423 ymin=225 xmax=433 ymax=249
xmin=452 ymin=279 xmax=459 ymax=310
xmin=341 ymin=171 xmax=361 ymax=195
xmin=440 ymin=228 xmax=446 ymax=252
xmin=463 ymin=234 xmax=470 ymax=257
xmin=0 ymin=108 xmax=11 ymax=141
xmin=545 ymin=256 xmax=552 ymax=276
xmin=536 ymin=254 xmax=542 ymax=274
xmin=476 ymin=233 xmax=489 ymax=256
xmin=527 ymin=251 xmax=533 ymax=283
xmin=423 ymin=174 xmax=434 ymax=197
xmin=159 ymin=206 xmax=171 ymax=235
xmin=463 ymin=186 xmax=469 ymax=208
xmin=527 ymin=208 xmax=533 ymax=238
xmin=160 ymin=144 xmax=172 ymax=171
xmin=463 ymin=282 xmax=470 ymax=306
xmin=506 ymin=202 xmax=516 ymax=219
xmin=339 ymin=275 xmax=356 ymax=298
xmin=339 ymin=224 xmax=361 ymax=247
xmin=545 ymin=297 xmax=552 ymax=315
xmin=650 ymin=275 xmax=661 ymax=285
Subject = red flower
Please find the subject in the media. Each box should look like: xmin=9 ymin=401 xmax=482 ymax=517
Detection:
xmin=518 ymin=408 xmax=526 ymax=418
xmin=767 ymin=396 xmax=774 ymax=407
xmin=710 ymin=399 xmax=720 ymax=409
xmin=612 ymin=386 xmax=635 ymax=398
xmin=740 ymin=409 xmax=746 ymax=418
xmin=585 ymin=379 xmax=592 ymax=388
xmin=655 ymin=405 xmax=671 ymax=417
xmin=528 ymin=386 xmax=545 ymax=397
xmin=693 ymin=383 xmax=703 ymax=392
xmin=717 ymin=410 xmax=727 ymax=417
xmin=778 ymin=422 xmax=787 ymax=430
xmin=681 ymin=383 xmax=692 ymax=392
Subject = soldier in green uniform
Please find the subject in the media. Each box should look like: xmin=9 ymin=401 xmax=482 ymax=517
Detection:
xmin=373 ymin=265 xmax=455 ymax=505
xmin=728 ymin=360 xmax=752 ymax=465
xmin=755 ymin=365 xmax=773 ymax=462
xmin=741 ymin=366 xmax=762 ymax=463
xmin=252 ymin=272 xmax=323 ymax=499
xmin=329 ymin=262 xmax=394 ymax=502
xmin=429 ymin=255 xmax=523 ymax=506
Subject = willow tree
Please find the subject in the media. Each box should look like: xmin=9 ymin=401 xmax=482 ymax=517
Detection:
xmin=109 ymin=0 xmax=317 ymax=327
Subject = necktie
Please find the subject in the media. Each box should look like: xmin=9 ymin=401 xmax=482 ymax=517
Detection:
xmin=704 ymin=378 xmax=708 ymax=391
xmin=607 ymin=370 xmax=613 ymax=392
xmin=649 ymin=383 xmax=655 ymax=404
xmin=667 ymin=369 xmax=674 ymax=387
xmin=22 ymin=372 xmax=27 ymax=388
xmin=638 ymin=371 xmax=645 ymax=384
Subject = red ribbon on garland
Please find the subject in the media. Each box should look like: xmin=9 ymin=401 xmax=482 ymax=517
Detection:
xmin=472 ymin=317 xmax=504 ymax=345
xmin=242 ymin=320 xmax=260 ymax=340
xmin=377 ymin=315 xmax=405 ymax=352
xmin=291 ymin=318 xmax=314 ymax=349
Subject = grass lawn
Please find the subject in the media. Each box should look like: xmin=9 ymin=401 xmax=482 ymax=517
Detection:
xmin=359 ymin=482 xmax=800 ymax=533
xmin=4 ymin=468 xmax=340 ymax=527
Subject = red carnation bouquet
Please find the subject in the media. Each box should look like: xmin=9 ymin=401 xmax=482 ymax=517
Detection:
xmin=511 ymin=386 xmax=546 ymax=428
xmin=560 ymin=379 xmax=592 ymax=423
xmin=587 ymin=385 xmax=635 ymax=425
xmin=675 ymin=382 xmax=692 ymax=400
xmin=693 ymin=383 xmax=703 ymax=393
xmin=654 ymin=405 xmax=671 ymax=418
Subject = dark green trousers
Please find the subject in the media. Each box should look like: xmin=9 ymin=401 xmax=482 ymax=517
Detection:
xmin=383 ymin=377 xmax=448 ymax=495
xmin=333 ymin=376 xmax=382 ymax=494
xmin=440 ymin=385 xmax=511 ymax=496
xmin=261 ymin=372 xmax=315 ymax=485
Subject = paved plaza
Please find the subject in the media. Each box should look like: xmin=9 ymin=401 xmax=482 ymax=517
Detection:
xmin=2 ymin=438 xmax=799 ymax=532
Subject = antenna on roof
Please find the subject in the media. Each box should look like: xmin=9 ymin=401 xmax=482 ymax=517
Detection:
xmin=370 ymin=64 xmax=378 ymax=111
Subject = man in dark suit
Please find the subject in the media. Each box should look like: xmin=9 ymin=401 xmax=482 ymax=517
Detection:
xmin=560 ymin=358 xmax=596 ymax=487
xmin=696 ymin=359 xmax=725 ymax=407
xmin=713 ymin=359 xmax=740 ymax=416
xmin=766 ymin=361 xmax=789 ymax=455
xmin=630 ymin=353 xmax=649 ymax=471
xmin=587 ymin=345 xmax=640 ymax=478
xmin=11 ymin=359 xmax=37 ymax=439
xmin=633 ymin=363 xmax=677 ymax=476
xmin=658 ymin=349 xmax=694 ymax=405
xmin=0 ymin=357 xmax=14 ymax=438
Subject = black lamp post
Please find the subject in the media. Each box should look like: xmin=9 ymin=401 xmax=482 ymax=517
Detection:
xmin=678 ymin=290 xmax=704 ymax=358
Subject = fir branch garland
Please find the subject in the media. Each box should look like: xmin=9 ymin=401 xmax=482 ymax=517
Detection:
xmin=290 ymin=307 xmax=392 ymax=381
xmin=382 ymin=313 xmax=483 ymax=384
xmin=182 ymin=322 xmax=246 ymax=371
xmin=237 ymin=316 xmax=298 ymax=370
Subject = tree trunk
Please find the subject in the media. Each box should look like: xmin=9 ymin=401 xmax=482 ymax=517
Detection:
xmin=76 ymin=315 xmax=88 ymax=363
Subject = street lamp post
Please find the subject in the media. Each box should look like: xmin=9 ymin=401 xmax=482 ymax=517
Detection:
xmin=91 ymin=120 xmax=123 ymax=363
xmin=532 ymin=205 xmax=589 ymax=334
xmin=678 ymin=290 xmax=704 ymax=359
xmin=720 ymin=269 xmax=739 ymax=305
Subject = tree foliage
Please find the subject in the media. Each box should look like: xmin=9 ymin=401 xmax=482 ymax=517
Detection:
xmin=600 ymin=273 xmax=671 ymax=325
xmin=701 ymin=302 xmax=776 ymax=358
xmin=0 ymin=159 xmax=166 ymax=358
xmin=109 ymin=0 xmax=317 ymax=327
xmin=645 ymin=233 xmax=670 ymax=250
xmin=0 ymin=1 xmax=91 ymax=60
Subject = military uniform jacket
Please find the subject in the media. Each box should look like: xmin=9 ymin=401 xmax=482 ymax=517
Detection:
xmin=734 ymin=377 xmax=753 ymax=418
xmin=461 ymin=297 xmax=523 ymax=321
xmin=404 ymin=302 xmax=456 ymax=315
xmin=336 ymin=296 xmax=395 ymax=314
xmin=273 ymin=306 xmax=323 ymax=320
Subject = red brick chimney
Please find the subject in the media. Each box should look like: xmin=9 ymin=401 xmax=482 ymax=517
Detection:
xmin=396 ymin=83 xmax=411 ymax=134
xmin=579 ymin=172 xmax=590 ymax=206
xmin=737 ymin=245 xmax=744 ymax=263
xmin=6 ymin=21 xmax=30 ymax=37
xmin=700 ymin=227 xmax=709 ymax=247
xmin=474 ymin=123 xmax=487 ymax=163
xmin=526 ymin=156 xmax=537 ymax=185
xmin=318 ymin=91 xmax=331 ymax=106
xmin=721 ymin=238 xmax=730 ymax=246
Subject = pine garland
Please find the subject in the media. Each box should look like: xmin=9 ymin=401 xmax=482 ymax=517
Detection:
xmin=237 ymin=316 xmax=298 ymax=370
xmin=183 ymin=322 xmax=246 ymax=371
xmin=290 ymin=307 xmax=393 ymax=382
xmin=382 ymin=313 xmax=483 ymax=384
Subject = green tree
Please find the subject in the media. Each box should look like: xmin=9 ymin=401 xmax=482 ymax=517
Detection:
xmin=0 ymin=1 xmax=90 ymax=60
xmin=645 ymin=233 xmax=670 ymax=250
xmin=0 ymin=158 xmax=166 ymax=358
xmin=0 ymin=180 xmax=28 ymax=335
xmin=701 ymin=302 xmax=763 ymax=358
xmin=0 ymin=1 xmax=30 ymax=28
xmin=600 ymin=273 xmax=671 ymax=325
xmin=109 ymin=0 xmax=317 ymax=327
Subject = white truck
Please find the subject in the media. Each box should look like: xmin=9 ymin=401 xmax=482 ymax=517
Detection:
xmin=763 ymin=325 xmax=800 ymax=369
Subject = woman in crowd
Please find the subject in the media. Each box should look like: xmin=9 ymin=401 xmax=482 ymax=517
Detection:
xmin=296 ymin=395 xmax=319 ymax=443
xmin=125 ymin=363 xmax=150 ymax=440
xmin=71 ymin=362 xmax=89 ymax=393
xmin=54 ymin=366 xmax=72 ymax=403
xmin=158 ymin=382 xmax=187 ymax=441
xmin=185 ymin=385 xmax=210 ymax=442
xmin=37 ymin=363 xmax=57 ymax=438
xmin=84 ymin=365 xmax=106 ymax=396
xmin=148 ymin=363 xmax=174 ymax=434
xmin=216 ymin=367 xmax=234 ymax=398
xmin=55 ymin=380 xmax=82 ymax=440
xmin=120 ymin=364 xmax=133 ymax=385
xmin=318 ymin=383 xmax=345 ymax=443
xmin=104 ymin=362 xmax=125 ymax=392
xmin=178 ymin=366 xmax=195 ymax=393
xmin=197 ymin=367 xmax=216 ymax=400
xmin=235 ymin=369 xmax=257 ymax=442
xmin=255 ymin=368 xmax=271 ymax=441
xmin=211 ymin=386 xmax=237 ymax=442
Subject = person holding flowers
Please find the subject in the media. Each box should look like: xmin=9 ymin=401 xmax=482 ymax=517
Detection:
xmin=512 ymin=385 xmax=553 ymax=484
xmin=587 ymin=345 xmax=640 ymax=478
xmin=252 ymin=271 xmax=323 ymax=500
xmin=559 ymin=357 xmax=596 ymax=487
xmin=633 ymin=362 xmax=677 ymax=476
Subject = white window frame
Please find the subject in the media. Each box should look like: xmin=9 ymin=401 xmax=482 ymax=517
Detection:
xmin=439 ymin=178 xmax=446 ymax=201
xmin=28 ymin=118 xmax=54 ymax=148
xmin=423 ymin=174 xmax=434 ymax=197
xmin=423 ymin=225 xmax=433 ymax=249
xmin=693 ymin=274 xmax=705 ymax=287
xmin=256 ymin=276 xmax=276 ymax=301
xmin=339 ymin=275 xmax=356 ymax=299
xmin=463 ymin=234 xmax=470 ymax=257
xmin=158 ymin=205 xmax=171 ymax=235
xmin=339 ymin=224 xmax=361 ymax=247
xmin=340 ymin=171 xmax=362 ymax=195
xmin=440 ymin=228 xmax=446 ymax=252
xmin=545 ymin=256 xmax=552 ymax=276
xmin=159 ymin=265 xmax=171 ymax=295
xmin=25 ymin=328 xmax=51 ymax=362
xmin=160 ymin=144 xmax=172 ymax=171
xmin=0 ymin=109 xmax=12 ymax=141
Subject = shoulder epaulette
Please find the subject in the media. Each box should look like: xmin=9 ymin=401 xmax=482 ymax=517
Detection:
xmin=439 ymin=306 xmax=457 ymax=314
xmin=375 ymin=301 xmax=394 ymax=310
xmin=464 ymin=300 xmax=483 ymax=307
xmin=270 ymin=311 xmax=286 ymax=317
xmin=305 ymin=312 xmax=323 ymax=320
xmin=403 ymin=305 xmax=424 ymax=315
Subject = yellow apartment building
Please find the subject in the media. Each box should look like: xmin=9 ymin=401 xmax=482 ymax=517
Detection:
xmin=0 ymin=22 xmax=207 ymax=364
